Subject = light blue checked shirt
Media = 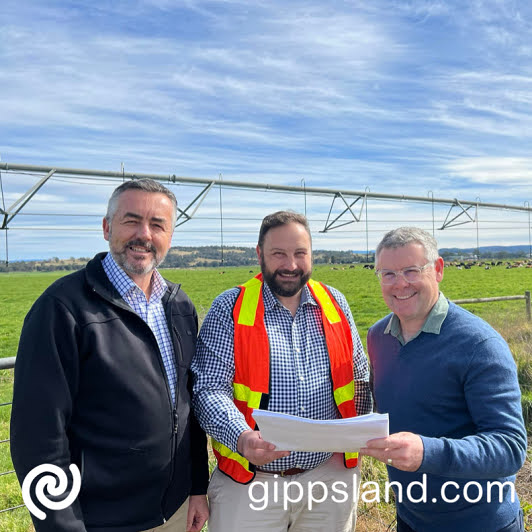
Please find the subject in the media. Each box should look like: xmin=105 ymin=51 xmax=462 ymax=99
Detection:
xmin=102 ymin=253 xmax=177 ymax=403
xmin=192 ymin=281 xmax=372 ymax=472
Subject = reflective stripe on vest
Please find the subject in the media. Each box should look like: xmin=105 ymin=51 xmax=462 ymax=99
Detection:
xmin=307 ymin=280 xmax=357 ymax=420
xmin=306 ymin=279 xmax=359 ymax=470
xmin=212 ymin=273 xmax=358 ymax=484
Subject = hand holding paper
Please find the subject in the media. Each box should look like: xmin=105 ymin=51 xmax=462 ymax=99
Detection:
xmin=360 ymin=431 xmax=424 ymax=471
xmin=237 ymin=429 xmax=291 ymax=466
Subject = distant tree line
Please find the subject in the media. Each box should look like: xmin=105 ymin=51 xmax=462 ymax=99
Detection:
xmin=439 ymin=250 xmax=531 ymax=261
xmin=161 ymin=247 xmax=370 ymax=268
xmin=0 ymin=257 xmax=91 ymax=273
xmin=1 ymin=246 xmax=529 ymax=273
xmin=0 ymin=246 xmax=372 ymax=272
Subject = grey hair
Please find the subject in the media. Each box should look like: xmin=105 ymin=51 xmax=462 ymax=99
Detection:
xmin=258 ymin=210 xmax=311 ymax=249
xmin=375 ymin=227 xmax=440 ymax=265
xmin=105 ymin=179 xmax=178 ymax=227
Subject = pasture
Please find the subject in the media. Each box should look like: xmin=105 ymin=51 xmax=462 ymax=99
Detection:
xmin=0 ymin=263 xmax=531 ymax=531
xmin=2 ymin=263 xmax=530 ymax=358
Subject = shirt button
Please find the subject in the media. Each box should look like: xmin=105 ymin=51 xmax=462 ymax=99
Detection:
xmin=300 ymin=406 xmax=305 ymax=412
xmin=299 ymin=375 xmax=305 ymax=382
xmin=295 ymin=348 xmax=301 ymax=354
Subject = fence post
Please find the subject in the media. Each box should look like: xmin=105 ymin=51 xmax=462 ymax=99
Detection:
xmin=526 ymin=290 xmax=531 ymax=321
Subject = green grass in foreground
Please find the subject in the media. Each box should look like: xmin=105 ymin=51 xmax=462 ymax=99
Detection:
xmin=0 ymin=264 xmax=531 ymax=530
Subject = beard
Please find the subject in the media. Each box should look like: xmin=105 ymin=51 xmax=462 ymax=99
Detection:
xmin=260 ymin=258 xmax=311 ymax=298
xmin=109 ymin=236 xmax=167 ymax=277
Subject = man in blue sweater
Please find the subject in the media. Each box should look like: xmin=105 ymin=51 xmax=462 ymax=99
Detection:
xmin=361 ymin=227 xmax=527 ymax=532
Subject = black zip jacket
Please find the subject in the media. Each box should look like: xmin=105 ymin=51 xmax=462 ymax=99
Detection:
xmin=10 ymin=253 xmax=209 ymax=531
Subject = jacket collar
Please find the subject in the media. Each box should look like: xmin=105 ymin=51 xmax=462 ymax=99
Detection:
xmin=84 ymin=252 xmax=181 ymax=310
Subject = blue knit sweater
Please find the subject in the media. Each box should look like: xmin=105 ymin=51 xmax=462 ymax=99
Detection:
xmin=368 ymin=301 xmax=527 ymax=532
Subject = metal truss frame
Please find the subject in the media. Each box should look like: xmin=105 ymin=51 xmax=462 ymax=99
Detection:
xmin=321 ymin=192 xmax=366 ymax=232
xmin=1 ymin=162 xmax=531 ymax=235
xmin=440 ymin=199 xmax=477 ymax=230
xmin=175 ymin=181 xmax=215 ymax=228
xmin=1 ymin=169 xmax=56 ymax=229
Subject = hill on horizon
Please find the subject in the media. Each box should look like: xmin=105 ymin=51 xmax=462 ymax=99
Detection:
xmin=2 ymin=243 xmax=531 ymax=273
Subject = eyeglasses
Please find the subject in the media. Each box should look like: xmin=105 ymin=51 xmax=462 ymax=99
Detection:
xmin=375 ymin=262 xmax=434 ymax=285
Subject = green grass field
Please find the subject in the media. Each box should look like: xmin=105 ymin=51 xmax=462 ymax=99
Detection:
xmin=1 ymin=263 xmax=531 ymax=531
xmin=2 ymin=264 xmax=531 ymax=357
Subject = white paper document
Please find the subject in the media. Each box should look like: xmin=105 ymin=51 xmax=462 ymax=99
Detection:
xmin=251 ymin=410 xmax=389 ymax=453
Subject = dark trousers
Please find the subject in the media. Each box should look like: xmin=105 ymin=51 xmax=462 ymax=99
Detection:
xmin=396 ymin=510 xmax=524 ymax=532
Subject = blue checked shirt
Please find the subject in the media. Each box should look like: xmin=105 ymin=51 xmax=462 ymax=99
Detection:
xmin=102 ymin=253 xmax=177 ymax=403
xmin=191 ymin=281 xmax=372 ymax=472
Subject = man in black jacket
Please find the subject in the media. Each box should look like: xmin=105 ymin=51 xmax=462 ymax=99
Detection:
xmin=11 ymin=179 xmax=209 ymax=532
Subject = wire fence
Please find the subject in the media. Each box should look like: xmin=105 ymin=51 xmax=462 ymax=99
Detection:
xmin=453 ymin=291 xmax=532 ymax=322
xmin=0 ymin=383 xmax=19 ymax=515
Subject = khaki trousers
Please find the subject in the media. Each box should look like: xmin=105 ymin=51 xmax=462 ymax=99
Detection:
xmin=140 ymin=498 xmax=189 ymax=532
xmin=208 ymin=453 xmax=360 ymax=532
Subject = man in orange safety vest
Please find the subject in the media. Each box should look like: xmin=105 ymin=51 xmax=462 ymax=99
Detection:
xmin=192 ymin=210 xmax=372 ymax=532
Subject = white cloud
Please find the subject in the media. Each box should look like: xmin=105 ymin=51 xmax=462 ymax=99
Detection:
xmin=447 ymin=157 xmax=532 ymax=185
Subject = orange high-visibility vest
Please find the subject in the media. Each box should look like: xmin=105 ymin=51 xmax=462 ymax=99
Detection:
xmin=211 ymin=273 xmax=358 ymax=484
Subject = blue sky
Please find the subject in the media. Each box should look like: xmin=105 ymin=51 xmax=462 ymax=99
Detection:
xmin=2 ymin=0 xmax=532 ymax=260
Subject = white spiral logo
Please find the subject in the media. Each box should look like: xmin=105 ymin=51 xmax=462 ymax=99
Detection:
xmin=21 ymin=463 xmax=81 ymax=521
